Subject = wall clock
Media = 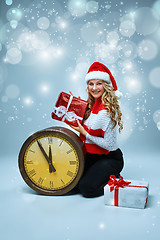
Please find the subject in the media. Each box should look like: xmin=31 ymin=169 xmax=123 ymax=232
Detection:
xmin=18 ymin=127 xmax=84 ymax=195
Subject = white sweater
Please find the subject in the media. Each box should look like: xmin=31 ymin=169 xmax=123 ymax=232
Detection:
xmin=80 ymin=97 xmax=118 ymax=154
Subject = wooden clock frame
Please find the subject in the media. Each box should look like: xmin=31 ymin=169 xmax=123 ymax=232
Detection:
xmin=18 ymin=127 xmax=85 ymax=196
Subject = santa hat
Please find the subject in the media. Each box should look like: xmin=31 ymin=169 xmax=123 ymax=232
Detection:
xmin=85 ymin=62 xmax=122 ymax=99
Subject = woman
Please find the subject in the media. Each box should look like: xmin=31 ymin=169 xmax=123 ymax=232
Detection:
xmin=69 ymin=62 xmax=124 ymax=198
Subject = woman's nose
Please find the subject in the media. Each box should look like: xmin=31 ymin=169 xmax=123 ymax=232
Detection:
xmin=93 ymin=84 xmax=97 ymax=90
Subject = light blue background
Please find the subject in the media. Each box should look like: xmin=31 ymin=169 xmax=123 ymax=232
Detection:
xmin=0 ymin=1 xmax=160 ymax=240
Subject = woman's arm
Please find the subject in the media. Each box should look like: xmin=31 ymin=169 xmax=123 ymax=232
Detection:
xmin=85 ymin=125 xmax=117 ymax=151
xmin=68 ymin=118 xmax=117 ymax=151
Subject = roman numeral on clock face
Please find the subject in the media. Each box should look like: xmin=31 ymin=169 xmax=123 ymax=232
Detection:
xmin=26 ymin=160 xmax=33 ymax=164
xmin=48 ymin=137 xmax=52 ymax=144
xmin=67 ymin=170 xmax=73 ymax=177
xmin=61 ymin=179 xmax=65 ymax=184
xmin=69 ymin=161 xmax=76 ymax=165
xmin=38 ymin=177 xmax=44 ymax=185
xmin=66 ymin=149 xmax=73 ymax=154
xmin=28 ymin=169 xmax=36 ymax=177
xmin=59 ymin=140 xmax=63 ymax=147
xmin=50 ymin=181 xmax=54 ymax=188
xmin=29 ymin=149 xmax=35 ymax=153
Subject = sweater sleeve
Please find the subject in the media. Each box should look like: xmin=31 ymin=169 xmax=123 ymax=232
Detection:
xmin=85 ymin=120 xmax=118 ymax=151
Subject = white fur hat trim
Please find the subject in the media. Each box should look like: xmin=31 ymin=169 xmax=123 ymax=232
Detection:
xmin=85 ymin=71 xmax=111 ymax=83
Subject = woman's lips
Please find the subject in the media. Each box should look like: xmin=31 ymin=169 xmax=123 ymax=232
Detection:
xmin=92 ymin=91 xmax=100 ymax=94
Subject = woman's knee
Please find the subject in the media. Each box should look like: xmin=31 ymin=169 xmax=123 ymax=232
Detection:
xmin=78 ymin=177 xmax=102 ymax=198
xmin=78 ymin=177 xmax=90 ymax=196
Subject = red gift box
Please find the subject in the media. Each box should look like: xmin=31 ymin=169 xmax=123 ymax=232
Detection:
xmin=51 ymin=92 xmax=88 ymax=127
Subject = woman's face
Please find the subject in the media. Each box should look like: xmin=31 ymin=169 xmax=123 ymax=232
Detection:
xmin=88 ymin=79 xmax=105 ymax=100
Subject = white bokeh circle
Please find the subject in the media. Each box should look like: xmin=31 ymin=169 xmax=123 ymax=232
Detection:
xmin=153 ymin=0 xmax=160 ymax=19
xmin=119 ymin=20 xmax=136 ymax=37
xmin=138 ymin=39 xmax=158 ymax=61
xmin=9 ymin=20 xmax=18 ymax=29
xmin=6 ymin=47 xmax=22 ymax=64
xmin=118 ymin=40 xmax=137 ymax=60
xmin=1 ymin=22 xmax=29 ymax=50
xmin=6 ymin=8 xmax=23 ymax=22
xmin=31 ymin=30 xmax=50 ymax=50
xmin=23 ymin=96 xmax=34 ymax=106
xmin=157 ymin=122 xmax=160 ymax=130
xmin=17 ymin=32 xmax=34 ymax=52
xmin=95 ymin=43 xmax=119 ymax=64
xmin=149 ymin=67 xmax=160 ymax=88
xmin=134 ymin=7 xmax=159 ymax=35
xmin=37 ymin=17 xmax=50 ymax=30
xmin=68 ymin=0 xmax=87 ymax=17
xmin=124 ymin=76 xmax=142 ymax=95
xmin=5 ymin=0 xmax=13 ymax=6
xmin=153 ymin=110 xmax=160 ymax=124
xmin=86 ymin=1 xmax=99 ymax=13
xmin=5 ymin=84 xmax=20 ymax=99
xmin=106 ymin=31 xmax=119 ymax=44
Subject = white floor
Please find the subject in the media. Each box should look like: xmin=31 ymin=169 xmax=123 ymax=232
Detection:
xmin=0 ymin=149 xmax=160 ymax=240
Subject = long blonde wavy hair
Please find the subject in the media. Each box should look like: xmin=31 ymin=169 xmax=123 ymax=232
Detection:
xmin=84 ymin=81 xmax=123 ymax=133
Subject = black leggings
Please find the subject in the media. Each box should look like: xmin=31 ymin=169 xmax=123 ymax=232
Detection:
xmin=77 ymin=148 xmax=124 ymax=198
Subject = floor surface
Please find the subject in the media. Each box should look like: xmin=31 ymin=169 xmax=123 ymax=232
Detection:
xmin=0 ymin=149 xmax=160 ymax=240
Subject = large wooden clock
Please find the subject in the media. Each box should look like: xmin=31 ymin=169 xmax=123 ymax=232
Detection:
xmin=18 ymin=127 xmax=85 ymax=195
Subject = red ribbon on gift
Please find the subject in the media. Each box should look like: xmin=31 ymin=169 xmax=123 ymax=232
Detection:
xmin=108 ymin=175 xmax=148 ymax=207
xmin=108 ymin=175 xmax=131 ymax=206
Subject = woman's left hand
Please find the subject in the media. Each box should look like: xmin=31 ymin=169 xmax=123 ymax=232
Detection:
xmin=68 ymin=120 xmax=87 ymax=137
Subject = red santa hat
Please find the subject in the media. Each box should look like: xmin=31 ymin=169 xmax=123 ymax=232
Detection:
xmin=85 ymin=61 xmax=122 ymax=99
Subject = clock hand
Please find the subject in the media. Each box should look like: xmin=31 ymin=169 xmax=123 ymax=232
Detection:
xmin=37 ymin=141 xmax=56 ymax=172
xmin=49 ymin=145 xmax=54 ymax=173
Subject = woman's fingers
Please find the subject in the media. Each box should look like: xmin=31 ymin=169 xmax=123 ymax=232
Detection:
xmin=69 ymin=91 xmax=73 ymax=96
xmin=69 ymin=91 xmax=81 ymax=99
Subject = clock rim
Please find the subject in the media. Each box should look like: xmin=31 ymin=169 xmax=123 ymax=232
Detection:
xmin=18 ymin=127 xmax=84 ymax=196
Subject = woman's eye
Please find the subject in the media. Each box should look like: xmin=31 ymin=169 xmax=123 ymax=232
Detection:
xmin=88 ymin=82 xmax=102 ymax=86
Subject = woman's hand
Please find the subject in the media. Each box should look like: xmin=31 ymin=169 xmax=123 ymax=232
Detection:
xmin=68 ymin=120 xmax=87 ymax=137
xmin=69 ymin=91 xmax=81 ymax=99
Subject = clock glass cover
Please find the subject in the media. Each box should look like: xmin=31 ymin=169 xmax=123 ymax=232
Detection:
xmin=23 ymin=134 xmax=79 ymax=191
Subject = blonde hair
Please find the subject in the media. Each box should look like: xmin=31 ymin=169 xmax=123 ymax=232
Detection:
xmin=84 ymin=81 xmax=123 ymax=133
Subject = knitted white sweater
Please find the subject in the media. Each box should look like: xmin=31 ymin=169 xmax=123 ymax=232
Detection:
xmin=80 ymin=97 xmax=118 ymax=154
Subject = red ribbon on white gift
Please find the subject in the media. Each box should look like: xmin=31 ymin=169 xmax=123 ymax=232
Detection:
xmin=108 ymin=175 xmax=149 ymax=207
xmin=53 ymin=95 xmax=83 ymax=122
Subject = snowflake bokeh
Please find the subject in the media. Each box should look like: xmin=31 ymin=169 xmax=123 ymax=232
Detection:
xmin=0 ymin=0 xmax=160 ymax=154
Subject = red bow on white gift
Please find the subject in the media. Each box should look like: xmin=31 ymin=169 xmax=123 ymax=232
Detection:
xmin=107 ymin=175 xmax=148 ymax=207
xmin=108 ymin=175 xmax=131 ymax=192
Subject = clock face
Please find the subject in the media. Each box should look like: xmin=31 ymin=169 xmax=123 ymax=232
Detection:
xmin=19 ymin=127 xmax=84 ymax=195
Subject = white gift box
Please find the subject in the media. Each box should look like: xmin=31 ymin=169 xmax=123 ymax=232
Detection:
xmin=104 ymin=175 xmax=149 ymax=209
